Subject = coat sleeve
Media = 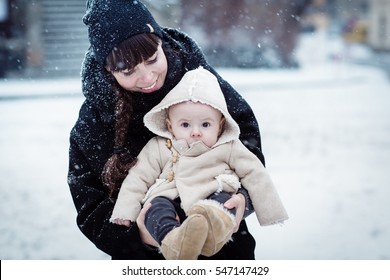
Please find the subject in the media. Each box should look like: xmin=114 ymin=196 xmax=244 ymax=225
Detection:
xmin=67 ymin=102 xmax=161 ymax=259
xmin=203 ymin=65 xmax=264 ymax=217
xmin=110 ymin=138 xmax=163 ymax=222
xmin=229 ymin=140 xmax=289 ymax=226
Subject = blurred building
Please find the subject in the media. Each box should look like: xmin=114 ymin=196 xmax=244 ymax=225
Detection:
xmin=1 ymin=0 xmax=314 ymax=77
xmin=33 ymin=0 xmax=89 ymax=76
xmin=0 ymin=0 xmax=26 ymax=77
xmin=0 ymin=0 xmax=88 ymax=78
xmin=180 ymin=0 xmax=312 ymax=68
xmin=368 ymin=0 xmax=390 ymax=51
xmin=0 ymin=0 xmax=389 ymax=79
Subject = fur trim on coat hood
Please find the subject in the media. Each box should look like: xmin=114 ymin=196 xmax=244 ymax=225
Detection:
xmin=144 ymin=67 xmax=241 ymax=146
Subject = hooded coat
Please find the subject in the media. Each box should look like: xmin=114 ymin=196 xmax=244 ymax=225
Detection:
xmin=68 ymin=29 xmax=265 ymax=260
xmin=111 ymin=68 xmax=288 ymax=227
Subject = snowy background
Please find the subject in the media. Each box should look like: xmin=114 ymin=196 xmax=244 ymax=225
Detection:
xmin=1 ymin=32 xmax=390 ymax=260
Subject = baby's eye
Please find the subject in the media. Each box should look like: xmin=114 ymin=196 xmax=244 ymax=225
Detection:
xmin=202 ymin=122 xmax=211 ymax=128
xmin=181 ymin=122 xmax=190 ymax=128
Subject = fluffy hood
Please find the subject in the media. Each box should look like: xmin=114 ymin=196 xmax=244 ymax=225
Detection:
xmin=144 ymin=67 xmax=240 ymax=146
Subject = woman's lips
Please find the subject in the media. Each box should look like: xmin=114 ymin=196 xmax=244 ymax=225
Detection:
xmin=141 ymin=81 xmax=157 ymax=91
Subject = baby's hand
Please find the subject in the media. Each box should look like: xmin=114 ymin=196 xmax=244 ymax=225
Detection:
xmin=112 ymin=218 xmax=131 ymax=227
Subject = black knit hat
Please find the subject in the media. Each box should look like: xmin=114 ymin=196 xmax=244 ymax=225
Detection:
xmin=83 ymin=0 xmax=163 ymax=65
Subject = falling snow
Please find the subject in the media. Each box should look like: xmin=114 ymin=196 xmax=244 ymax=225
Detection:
xmin=1 ymin=33 xmax=389 ymax=260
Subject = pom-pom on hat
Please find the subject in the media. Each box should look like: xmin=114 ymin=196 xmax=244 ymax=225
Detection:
xmin=83 ymin=0 xmax=163 ymax=65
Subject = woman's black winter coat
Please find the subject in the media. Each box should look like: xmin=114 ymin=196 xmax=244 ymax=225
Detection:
xmin=68 ymin=28 xmax=265 ymax=259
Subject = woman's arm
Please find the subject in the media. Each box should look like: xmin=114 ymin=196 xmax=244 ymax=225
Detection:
xmin=68 ymin=102 xmax=161 ymax=259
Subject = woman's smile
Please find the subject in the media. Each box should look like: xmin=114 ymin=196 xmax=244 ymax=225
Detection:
xmin=140 ymin=80 xmax=159 ymax=93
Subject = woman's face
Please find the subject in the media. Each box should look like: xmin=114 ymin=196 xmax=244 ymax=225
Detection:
xmin=110 ymin=44 xmax=168 ymax=93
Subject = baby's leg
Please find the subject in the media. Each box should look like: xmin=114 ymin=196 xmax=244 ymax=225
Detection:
xmin=144 ymin=196 xmax=180 ymax=245
xmin=188 ymin=192 xmax=237 ymax=257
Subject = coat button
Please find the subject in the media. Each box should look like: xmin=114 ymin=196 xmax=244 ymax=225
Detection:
xmin=167 ymin=170 xmax=174 ymax=182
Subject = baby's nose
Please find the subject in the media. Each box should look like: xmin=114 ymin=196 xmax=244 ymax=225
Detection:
xmin=191 ymin=127 xmax=201 ymax=137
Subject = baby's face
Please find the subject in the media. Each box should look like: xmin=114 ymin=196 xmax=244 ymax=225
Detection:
xmin=167 ymin=101 xmax=224 ymax=148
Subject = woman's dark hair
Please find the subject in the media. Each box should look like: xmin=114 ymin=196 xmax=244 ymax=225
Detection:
xmin=105 ymin=33 xmax=161 ymax=72
xmin=102 ymin=33 xmax=161 ymax=199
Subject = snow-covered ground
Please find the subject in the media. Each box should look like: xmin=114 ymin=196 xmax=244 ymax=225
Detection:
xmin=1 ymin=33 xmax=390 ymax=260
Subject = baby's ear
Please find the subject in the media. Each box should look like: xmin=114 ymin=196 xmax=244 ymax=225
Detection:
xmin=219 ymin=117 xmax=226 ymax=136
xmin=166 ymin=118 xmax=173 ymax=133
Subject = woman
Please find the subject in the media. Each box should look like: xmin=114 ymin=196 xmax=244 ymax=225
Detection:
xmin=68 ymin=0 xmax=265 ymax=259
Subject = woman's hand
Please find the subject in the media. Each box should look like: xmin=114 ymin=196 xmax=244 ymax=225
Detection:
xmin=223 ymin=193 xmax=246 ymax=232
xmin=136 ymin=203 xmax=159 ymax=247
